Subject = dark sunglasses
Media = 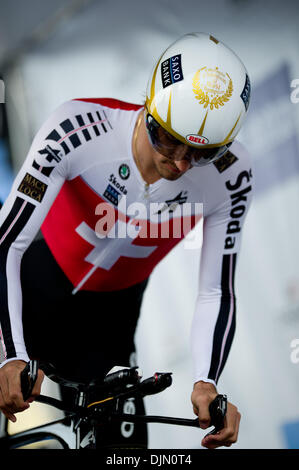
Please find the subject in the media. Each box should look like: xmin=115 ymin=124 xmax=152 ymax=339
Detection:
xmin=145 ymin=113 xmax=232 ymax=167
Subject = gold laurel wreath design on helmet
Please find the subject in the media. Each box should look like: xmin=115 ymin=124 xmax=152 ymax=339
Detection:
xmin=192 ymin=67 xmax=233 ymax=110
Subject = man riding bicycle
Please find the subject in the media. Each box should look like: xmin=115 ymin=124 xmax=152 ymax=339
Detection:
xmin=0 ymin=32 xmax=252 ymax=449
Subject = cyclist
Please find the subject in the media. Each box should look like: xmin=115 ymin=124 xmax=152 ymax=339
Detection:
xmin=0 ymin=33 xmax=252 ymax=449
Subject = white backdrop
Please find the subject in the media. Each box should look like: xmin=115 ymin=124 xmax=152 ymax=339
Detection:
xmin=2 ymin=0 xmax=299 ymax=449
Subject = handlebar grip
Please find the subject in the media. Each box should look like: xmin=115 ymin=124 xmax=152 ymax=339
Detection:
xmin=20 ymin=360 xmax=39 ymax=401
xmin=206 ymin=394 xmax=227 ymax=436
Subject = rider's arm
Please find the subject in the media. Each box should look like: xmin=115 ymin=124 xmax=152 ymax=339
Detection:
xmin=0 ymin=100 xmax=90 ymax=369
xmin=0 ymin=100 xmax=89 ymax=420
xmin=191 ymin=148 xmax=253 ymax=386
xmin=0 ymin=98 xmax=115 ymax=421
xmin=190 ymin=145 xmax=253 ymax=446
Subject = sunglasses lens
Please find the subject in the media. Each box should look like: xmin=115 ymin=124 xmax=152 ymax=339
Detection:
xmin=146 ymin=114 xmax=231 ymax=166
xmin=185 ymin=143 xmax=231 ymax=166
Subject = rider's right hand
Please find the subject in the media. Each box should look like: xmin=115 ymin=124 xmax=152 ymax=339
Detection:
xmin=0 ymin=360 xmax=44 ymax=422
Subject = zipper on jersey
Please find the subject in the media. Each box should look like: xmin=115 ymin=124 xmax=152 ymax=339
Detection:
xmin=144 ymin=183 xmax=150 ymax=199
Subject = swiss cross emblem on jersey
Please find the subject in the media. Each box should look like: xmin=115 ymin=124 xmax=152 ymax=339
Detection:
xmin=41 ymin=176 xmax=202 ymax=292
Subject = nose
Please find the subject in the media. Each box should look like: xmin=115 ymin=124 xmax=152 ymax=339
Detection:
xmin=175 ymin=159 xmax=191 ymax=172
xmin=172 ymin=145 xmax=192 ymax=172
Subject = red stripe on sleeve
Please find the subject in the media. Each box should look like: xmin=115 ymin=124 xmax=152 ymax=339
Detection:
xmin=73 ymin=97 xmax=143 ymax=111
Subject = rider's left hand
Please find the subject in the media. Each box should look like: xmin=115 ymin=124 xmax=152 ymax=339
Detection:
xmin=191 ymin=380 xmax=241 ymax=448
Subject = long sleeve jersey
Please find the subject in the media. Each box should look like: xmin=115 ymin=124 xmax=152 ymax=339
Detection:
xmin=0 ymin=98 xmax=253 ymax=385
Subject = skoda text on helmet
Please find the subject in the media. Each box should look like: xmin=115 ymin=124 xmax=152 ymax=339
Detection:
xmin=145 ymin=32 xmax=251 ymax=167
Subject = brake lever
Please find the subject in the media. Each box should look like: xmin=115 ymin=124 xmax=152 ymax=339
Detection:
xmin=204 ymin=394 xmax=227 ymax=437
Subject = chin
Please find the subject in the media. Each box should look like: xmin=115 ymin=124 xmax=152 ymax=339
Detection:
xmin=160 ymin=168 xmax=183 ymax=181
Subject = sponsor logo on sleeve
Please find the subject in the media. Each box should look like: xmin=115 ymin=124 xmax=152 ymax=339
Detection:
xmin=38 ymin=144 xmax=63 ymax=163
xmin=213 ymin=150 xmax=238 ymax=173
xmin=17 ymin=173 xmax=48 ymax=203
xmin=161 ymin=54 xmax=184 ymax=88
xmin=224 ymin=168 xmax=253 ymax=250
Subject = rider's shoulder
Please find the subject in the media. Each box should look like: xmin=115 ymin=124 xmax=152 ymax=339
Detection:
xmin=211 ymin=140 xmax=252 ymax=179
xmin=72 ymin=97 xmax=142 ymax=111
xmin=45 ymin=98 xmax=143 ymax=135
xmin=46 ymin=97 xmax=142 ymax=120
xmin=187 ymin=140 xmax=252 ymax=189
xmin=186 ymin=140 xmax=253 ymax=213
xmin=229 ymin=140 xmax=252 ymax=168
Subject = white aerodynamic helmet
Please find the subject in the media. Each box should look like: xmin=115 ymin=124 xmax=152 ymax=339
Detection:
xmin=145 ymin=32 xmax=251 ymax=166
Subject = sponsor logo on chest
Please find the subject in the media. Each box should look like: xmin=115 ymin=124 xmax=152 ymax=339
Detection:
xmin=102 ymin=174 xmax=128 ymax=206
